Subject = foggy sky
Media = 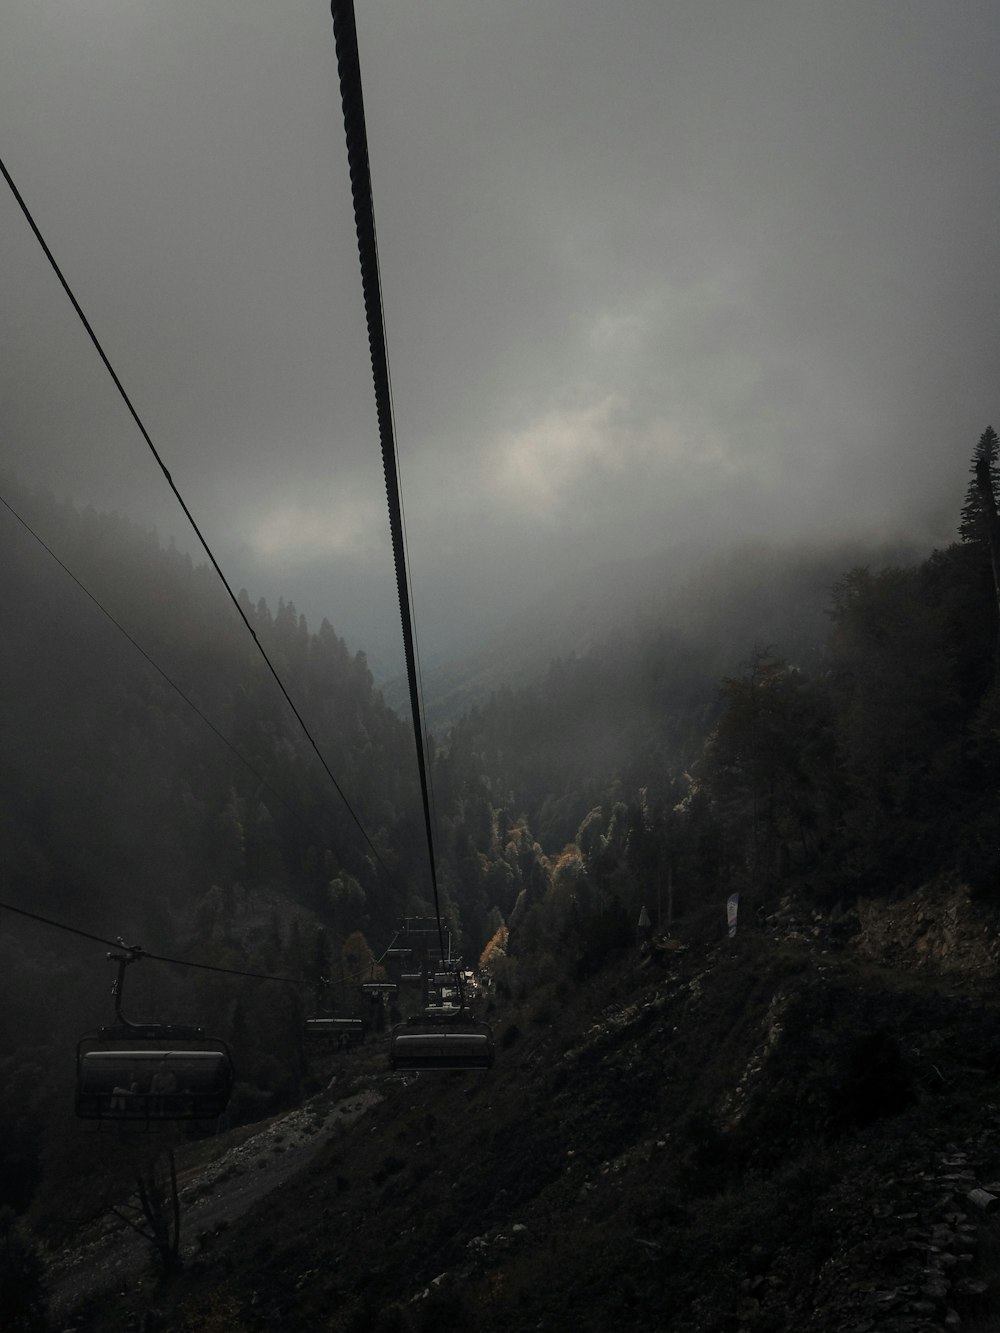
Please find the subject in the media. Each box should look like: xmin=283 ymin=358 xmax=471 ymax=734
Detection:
xmin=2 ymin=1 xmax=999 ymax=672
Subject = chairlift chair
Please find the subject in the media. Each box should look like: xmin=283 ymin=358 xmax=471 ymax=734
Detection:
xmin=361 ymin=980 xmax=397 ymax=996
xmin=304 ymin=1016 xmax=365 ymax=1044
xmin=75 ymin=945 xmax=233 ymax=1123
xmin=389 ymin=965 xmax=493 ymax=1071
xmin=305 ymin=976 xmax=364 ymax=1044
xmin=76 ymin=1029 xmax=233 ymax=1121
xmin=389 ymin=1010 xmax=494 ymax=1071
xmin=397 ymin=917 xmax=441 ymax=936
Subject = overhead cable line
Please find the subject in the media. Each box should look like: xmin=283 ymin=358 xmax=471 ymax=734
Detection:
xmin=0 ymin=896 xmax=400 ymax=991
xmin=0 ymin=487 xmax=347 ymax=855
xmin=1 ymin=490 xmax=406 ymax=991
xmin=0 ymin=897 xmax=301 ymax=984
xmin=0 ymin=153 xmax=398 ymax=893
xmin=331 ymin=0 xmax=446 ymax=962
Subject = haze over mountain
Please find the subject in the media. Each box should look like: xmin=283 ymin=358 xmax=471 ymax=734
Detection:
xmin=2 ymin=1 xmax=998 ymax=669
xmin=388 ymin=533 xmax=929 ymax=729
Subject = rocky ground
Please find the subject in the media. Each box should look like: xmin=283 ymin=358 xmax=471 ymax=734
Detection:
xmin=46 ymin=878 xmax=1000 ymax=1332
xmin=45 ymin=1082 xmax=383 ymax=1326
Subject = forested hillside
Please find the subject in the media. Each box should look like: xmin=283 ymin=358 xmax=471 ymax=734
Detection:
xmin=430 ymin=429 xmax=1000 ymax=1007
xmin=2 ymin=476 xmax=423 ymax=938
xmin=2 ymin=428 xmax=1000 ymax=1328
xmin=0 ymin=473 xmax=430 ymax=1222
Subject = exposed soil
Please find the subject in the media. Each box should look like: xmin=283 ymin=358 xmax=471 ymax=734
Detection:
xmin=45 ymin=1078 xmax=382 ymax=1324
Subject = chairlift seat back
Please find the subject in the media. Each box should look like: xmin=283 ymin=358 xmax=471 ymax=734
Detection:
xmin=389 ymin=1019 xmax=494 ymax=1071
xmin=305 ymin=1017 xmax=364 ymax=1043
xmin=76 ymin=1047 xmax=233 ymax=1121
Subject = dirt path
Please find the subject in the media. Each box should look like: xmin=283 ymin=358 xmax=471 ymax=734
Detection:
xmin=45 ymin=1079 xmax=384 ymax=1321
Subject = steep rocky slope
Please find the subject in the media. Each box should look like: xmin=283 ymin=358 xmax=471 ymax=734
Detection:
xmin=57 ymin=881 xmax=1000 ymax=1332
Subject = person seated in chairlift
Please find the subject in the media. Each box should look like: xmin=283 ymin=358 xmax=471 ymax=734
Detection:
xmin=110 ymin=1074 xmax=142 ymax=1112
xmin=150 ymin=1057 xmax=177 ymax=1102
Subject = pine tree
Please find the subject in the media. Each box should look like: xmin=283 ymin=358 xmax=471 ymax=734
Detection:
xmin=959 ymin=426 xmax=1000 ymax=544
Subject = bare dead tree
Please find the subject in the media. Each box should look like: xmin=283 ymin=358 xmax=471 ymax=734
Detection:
xmin=109 ymin=1147 xmax=182 ymax=1276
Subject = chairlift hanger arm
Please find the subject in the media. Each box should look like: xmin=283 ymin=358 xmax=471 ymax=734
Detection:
xmin=107 ymin=939 xmax=145 ymax=1026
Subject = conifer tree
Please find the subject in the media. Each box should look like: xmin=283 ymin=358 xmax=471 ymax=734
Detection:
xmin=959 ymin=427 xmax=1000 ymax=679
xmin=959 ymin=426 xmax=1000 ymax=545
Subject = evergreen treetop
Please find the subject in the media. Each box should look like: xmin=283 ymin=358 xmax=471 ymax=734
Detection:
xmin=959 ymin=425 xmax=1000 ymax=544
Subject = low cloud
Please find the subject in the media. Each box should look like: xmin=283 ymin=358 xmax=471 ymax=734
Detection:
xmin=1 ymin=1 xmax=997 ymax=660
xmin=249 ymin=494 xmax=385 ymax=564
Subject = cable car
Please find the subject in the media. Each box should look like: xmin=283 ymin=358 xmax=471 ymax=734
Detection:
xmin=76 ymin=1025 xmax=233 ymax=1121
xmin=388 ymin=1011 xmax=494 ymax=1071
xmin=361 ymin=980 xmax=397 ymax=996
xmin=396 ymin=922 xmax=452 ymax=959
xmin=305 ymin=975 xmax=364 ymax=1044
xmin=397 ymin=917 xmax=441 ymax=936
xmin=305 ymin=1016 xmax=365 ymax=1044
xmin=75 ymin=944 xmax=234 ymax=1123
